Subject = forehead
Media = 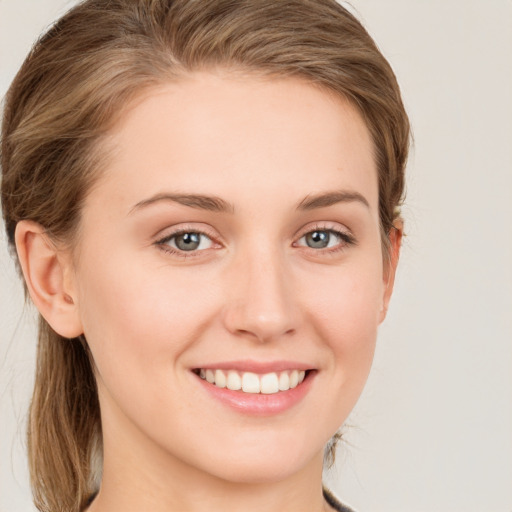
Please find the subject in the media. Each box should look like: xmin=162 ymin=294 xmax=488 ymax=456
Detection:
xmin=90 ymin=72 xmax=378 ymax=216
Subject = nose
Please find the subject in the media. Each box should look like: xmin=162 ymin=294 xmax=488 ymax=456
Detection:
xmin=222 ymin=247 xmax=299 ymax=343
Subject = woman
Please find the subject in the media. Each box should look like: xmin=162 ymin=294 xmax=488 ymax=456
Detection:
xmin=1 ymin=0 xmax=409 ymax=511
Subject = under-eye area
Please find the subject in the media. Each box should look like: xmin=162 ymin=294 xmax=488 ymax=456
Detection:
xmin=193 ymin=368 xmax=314 ymax=394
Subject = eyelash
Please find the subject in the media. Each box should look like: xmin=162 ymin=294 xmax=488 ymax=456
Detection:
xmin=154 ymin=224 xmax=356 ymax=258
xmin=155 ymin=227 xmax=218 ymax=258
xmin=294 ymin=225 xmax=356 ymax=255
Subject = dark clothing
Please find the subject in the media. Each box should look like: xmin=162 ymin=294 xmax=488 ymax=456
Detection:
xmin=323 ymin=487 xmax=356 ymax=512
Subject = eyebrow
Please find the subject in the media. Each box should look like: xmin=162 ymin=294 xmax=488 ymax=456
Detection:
xmin=297 ymin=190 xmax=370 ymax=210
xmin=129 ymin=189 xmax=370 ymax=215
xmin=129 ymin=193 xmax=235 ymax=214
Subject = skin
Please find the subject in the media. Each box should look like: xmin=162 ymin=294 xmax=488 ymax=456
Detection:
xmin=16 ymin=72 xmax=401 ymax=512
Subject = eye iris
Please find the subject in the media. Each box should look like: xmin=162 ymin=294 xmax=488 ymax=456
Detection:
xmin=175 ymin=232 xmax=201 ymax=251
xmin=306 ymin=230 xmax=330 ymax=248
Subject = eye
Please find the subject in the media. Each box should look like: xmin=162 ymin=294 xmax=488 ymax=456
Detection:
xmin=296 ymin=228 xmax=354 ymax=251
xmin=159 ymin=231 xmax=213 ymax=252
xmin=302 ymin=230 xmax=337 ymax=249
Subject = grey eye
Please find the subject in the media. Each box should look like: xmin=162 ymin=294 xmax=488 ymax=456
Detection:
xmin=305 ymin=231 xmax=331 ymax=248
xmin=298 ymin=230 xmax=343 ymax=249
xmin=170 ymin=232 xmax=212 ymax=251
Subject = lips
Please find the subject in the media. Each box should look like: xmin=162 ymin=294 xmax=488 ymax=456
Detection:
xmin=195 ymin=368 xmax=307 ymax=394
xmin=191 ymin=361 xmax=316 ymax=415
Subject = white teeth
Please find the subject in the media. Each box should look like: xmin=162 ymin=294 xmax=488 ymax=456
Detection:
xmin=215 ymin=369 xmax=226 ymax=388
xmin=289 ymin=370 xmax=299 ymax=388
xmin=226 ymin=370 xmax=242 ymax=391
xmin=260 ymin=373 xmax=279 ymax=394
xmin=278 ymin=372 xmax=290 ymax=391
xmin=197 ymin=368 xmax=309 ymax=393
xmin=242 ymin=372 xmax=260 ymax=393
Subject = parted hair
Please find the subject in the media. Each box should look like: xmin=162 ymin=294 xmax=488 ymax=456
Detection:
xmin=1 ymin=1 xmax=409 ymax=511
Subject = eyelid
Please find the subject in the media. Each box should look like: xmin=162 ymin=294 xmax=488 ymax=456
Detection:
xmin=153 ymin=223 xmax=223 ymax=256
xmin=154 ymin=223 xmax=220 ymax=242
xmin=294 ymin=221 xmax=354 ymax=240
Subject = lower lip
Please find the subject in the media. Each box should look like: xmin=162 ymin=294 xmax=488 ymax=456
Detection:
xmin=193 ymin=371 xmax=316 ymax=416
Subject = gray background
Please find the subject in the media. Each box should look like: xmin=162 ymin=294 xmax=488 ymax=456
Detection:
xmin=1 ymin=1 xmax=511 ymax=511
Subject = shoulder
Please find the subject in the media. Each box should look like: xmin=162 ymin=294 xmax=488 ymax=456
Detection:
xmin=323 ymin=486 xmax=357 ymax=512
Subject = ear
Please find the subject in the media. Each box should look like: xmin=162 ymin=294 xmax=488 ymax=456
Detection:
xmin=379 ymin=219 xmax=403 ymax=324
xmin=15 ymin=220 xmax=83 ymax=338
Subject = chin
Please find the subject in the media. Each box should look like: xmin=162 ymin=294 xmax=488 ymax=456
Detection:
xmin=190 ymin=432 xmax=325 ymax=484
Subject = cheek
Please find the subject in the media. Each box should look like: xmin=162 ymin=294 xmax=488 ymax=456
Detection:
xmin=74 ymin=255 xmax=227 ymax=450
xmin=299 ymin=258 xmax=384 ymax=391
xmin=75 ymin=253 xmax=220 ymax=383
xmin=304 ymin=259 xmax=384 ymax=344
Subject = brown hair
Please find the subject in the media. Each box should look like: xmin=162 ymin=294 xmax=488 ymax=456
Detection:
xmin=1 ymin=1 xmax=409 ymax=510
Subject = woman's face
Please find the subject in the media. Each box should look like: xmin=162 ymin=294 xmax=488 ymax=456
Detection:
xmin=70 ymin=72 xmax=397 ymax=483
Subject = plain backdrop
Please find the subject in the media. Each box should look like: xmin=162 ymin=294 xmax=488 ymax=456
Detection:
xmin=1 ymin=1 xmax=511 ymax=511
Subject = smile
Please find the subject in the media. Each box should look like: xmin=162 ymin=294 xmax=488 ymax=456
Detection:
xmin=195 ymin=369 xmax=307 ymax=394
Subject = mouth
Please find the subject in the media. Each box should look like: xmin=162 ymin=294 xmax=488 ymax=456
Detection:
xmin=191 ymin=361 xmax=317 ymax=415
xmin=193 ymin=368 xmax=310 ymax=394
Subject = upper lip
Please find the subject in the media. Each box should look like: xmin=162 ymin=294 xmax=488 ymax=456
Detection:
xmin=192 ymin=360 xmax=314 ymax=373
